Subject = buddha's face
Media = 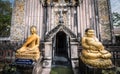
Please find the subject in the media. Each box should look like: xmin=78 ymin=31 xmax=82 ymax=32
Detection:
xmin=30 ymin=27 xmax=37 ymax=34
xmin=86 ymin=29 xmax=95 ymax=37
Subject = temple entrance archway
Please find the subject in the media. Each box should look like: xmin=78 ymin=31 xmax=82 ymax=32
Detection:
xmin=52 ymin=31 xmax=72 ymax=67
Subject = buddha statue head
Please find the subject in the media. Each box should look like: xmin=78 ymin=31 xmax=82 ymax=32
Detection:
xmin=30 ymin=26 xmax=37 ymax=34
xmin=85 ymin=28 xmax=95 ymax=37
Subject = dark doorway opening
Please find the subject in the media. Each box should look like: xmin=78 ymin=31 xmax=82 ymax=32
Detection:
xmin=51 ymin=31 xmax=73 ymax=74
xmin=55 ymin=31 xmax=68 ymax=57
xmin=52 ymin=31 xmax=71 ymax=67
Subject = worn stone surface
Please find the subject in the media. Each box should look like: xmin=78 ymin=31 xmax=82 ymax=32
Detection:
xmin=41 ymin=68 xmax=51 ymax=74
xmin=98 ymin=0 xmax=112 ymax=43
xmin=10 ymin=0 xmax=25 ymax=41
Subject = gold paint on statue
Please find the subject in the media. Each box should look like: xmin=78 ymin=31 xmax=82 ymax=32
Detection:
xmin=80 ymin=28 xmax=112 ymax=68
xmin=16 ymin=26 xmax=40 ymax=61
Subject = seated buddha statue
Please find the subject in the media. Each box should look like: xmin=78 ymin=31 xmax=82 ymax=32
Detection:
xmin=80 ymin=28 xmax=113 ymax=68
xmin=16 ymin=26 xmax=40 ymax=61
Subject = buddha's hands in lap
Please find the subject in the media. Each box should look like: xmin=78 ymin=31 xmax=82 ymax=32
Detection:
xmin=92 ymin=43 xmax=104 ymax=51
xmin=97 ymin=45 xmax=104 ymax=51
xmin=89 ymin=46 xmax=98 ymax=51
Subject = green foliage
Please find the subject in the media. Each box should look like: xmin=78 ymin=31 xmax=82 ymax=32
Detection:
xmin=102 ymin=67 xmax=120 ymax=74
xmin=112 ymin=12 xmax=120 ymax=27
xmin=2 ymin=64 xmax=20 ymax=74
xmin=0 ymin=0 xmax=12 ymax=37
xmin=50 ymin=66 xmax=74 ymax=74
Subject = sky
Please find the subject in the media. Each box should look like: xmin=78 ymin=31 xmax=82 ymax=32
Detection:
xmin=2 ymin=0 xmax=14 ymax=2
xmin=110 ymin=0 xmax=120 ymax=13
xmin=9 ymin=0 xmax=14 ymax=3
xmin=1 ymin=0 xmax=14 ymax=6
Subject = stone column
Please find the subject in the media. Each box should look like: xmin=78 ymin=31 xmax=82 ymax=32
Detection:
xmin=97 ymin=0 xmax=112 ymax=43
xmin=71 ymin=42 xmax=79 ymax=72
xmin=44 ymin=42 xmax=52 ymax=59
xmin=71 ymin=42 xmax=78 ymax=58
xmin=10 ymin=0 xmax=25 ymax=42
xmin=43 ymin=42 xmax=52 ymax=68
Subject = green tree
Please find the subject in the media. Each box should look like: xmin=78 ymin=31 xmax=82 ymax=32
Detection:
xmin=0 ymin=0 xmax=12 ymax=37
xmin=112 ymin=12 xmax=120 ymax=27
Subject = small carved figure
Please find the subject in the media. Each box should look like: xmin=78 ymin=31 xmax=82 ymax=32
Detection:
xmin=16 ymin=26 xmax=40 ymax=61
xmin=80 ymin=28 xmax=112 ymax=68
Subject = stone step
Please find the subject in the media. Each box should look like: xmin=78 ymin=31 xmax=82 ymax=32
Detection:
xmin=41 ymin=68 xmax=51 ymax=74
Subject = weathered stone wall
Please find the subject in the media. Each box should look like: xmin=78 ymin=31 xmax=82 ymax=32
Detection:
xmin=97 ymin=0 xmax=112 ymax=43
xmin=10 ymin=0 xmax=44 ymax=42
xmin=10 ymin=0 xmax=113 ymax=44
xmin=10 ymin=0 xmax=25 ymax=42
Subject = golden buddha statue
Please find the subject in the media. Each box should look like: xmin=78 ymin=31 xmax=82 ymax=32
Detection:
xmin=80 ymin=28 xmax=112 ymax=68
xmin=15 ymin=26 xmax=40 ymax=61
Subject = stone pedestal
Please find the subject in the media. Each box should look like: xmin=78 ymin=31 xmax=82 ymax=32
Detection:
xmin=43 ymin=42 xmax=52 ymax=68
xmin=71 ymin=42 xmax=78 ymax=59
xmin=71 ymin=42 xmax=79 ymax=74
xmin=71 ymin=42 xmax=79 ymax=67
xmin=79 ymin=59 xmax=102 ymax=74
xmin=44 ymin=42 xmax=52 ymax=59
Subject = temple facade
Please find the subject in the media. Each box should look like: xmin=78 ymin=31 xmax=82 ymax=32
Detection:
xmin=10 ymin=0 xmax=113 ymax=43
xmin=10 ymin=0 xmax=113 ymax=73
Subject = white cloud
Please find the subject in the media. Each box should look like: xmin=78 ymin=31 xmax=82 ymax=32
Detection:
xmin=110 ymin=0 xmax=120 ymax=13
